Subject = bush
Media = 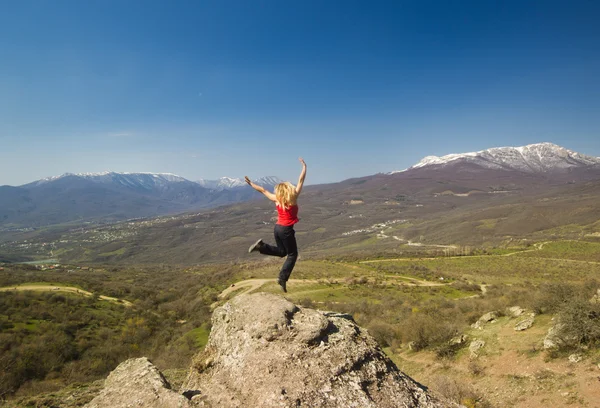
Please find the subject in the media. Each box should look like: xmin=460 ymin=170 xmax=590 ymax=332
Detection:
xmin=529 ymin=283 xmax=578 ymax=314
xmin=399 ymin=315 xmax=458 ymax=351
xmin=554 ymin=298 xmax=600 ymax=349
xmin=430 ymin=375 xmax=492 ymax=408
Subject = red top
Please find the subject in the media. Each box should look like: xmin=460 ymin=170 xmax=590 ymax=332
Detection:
xmin=276 ymin=204 xmax=299 ymax=226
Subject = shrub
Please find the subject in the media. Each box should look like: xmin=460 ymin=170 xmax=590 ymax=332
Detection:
xmin=430 ymin=375 xmax=492 ymax=408
xmin=554 ymin=298 xmax=600 ymax=349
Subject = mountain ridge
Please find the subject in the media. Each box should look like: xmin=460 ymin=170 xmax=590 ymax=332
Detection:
xmin=2 ymin=142 xmax=599 ymax=229
xmin=392 ymin=142 xmax=600 ymax=174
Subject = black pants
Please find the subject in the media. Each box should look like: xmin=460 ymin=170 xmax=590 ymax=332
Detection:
xmin=259 ymin=224 xmax=298 ymax=282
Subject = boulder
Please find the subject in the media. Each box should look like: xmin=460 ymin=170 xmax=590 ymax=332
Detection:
xmin=471 ymin=311 xmax=498 ymax=329
xmin=84 ymin=357 xmax=192 ymax=408
xmin=514 ymin=315 xmax=535 ymax=331
xmin=449 ymin=334 xmax=468 ymax=345
xmin=469 ymin=339 xmax=485 ymax=358
xmin=181 ymin=292 xmax=449 ymax=407
xmin=543 ymin=323 xmax=566 ymax=350
xmin=590 ymin=289 xmax=600 ymax=304
xmin=507 ymin=306 xmax=525 ymax=317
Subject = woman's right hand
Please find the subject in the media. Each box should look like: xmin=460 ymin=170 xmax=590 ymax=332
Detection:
xmin=244 ymin=176 xmax=252 ymax=186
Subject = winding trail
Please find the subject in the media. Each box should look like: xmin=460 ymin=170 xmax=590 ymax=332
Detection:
xmin=218 ymin=279 xmax=319 ymax=299
xmin=360 ymin=241 xmax=552 ymax=264
xmin=217 ymin=241 xmax=564 ymax=302
xmin=0 ymin=285 xmax=133 ymax=307
xmin=218 ymin=275 xmax=450 ymax=300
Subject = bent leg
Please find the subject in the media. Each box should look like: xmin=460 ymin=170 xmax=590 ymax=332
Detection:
xmin=259 ymin=227 xmax=287 ymax=257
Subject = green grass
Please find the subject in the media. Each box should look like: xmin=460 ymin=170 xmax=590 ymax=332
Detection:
xmin=97 ymin=247 xmax=127 ymax=257
xmin=236 ymin=259 xmax=375 ymax=281
xmin=516 ymin=240 xmax=600 ymax=262
xmin=185 ymin=325 xmax=210 ymax=349
xmin=10 ymin=282 xmax=85 ymax=289
xmin=476 ymin=219 xmax=499 ymax=230
xmin=12 ymin=319 xmax=43 ymax=331
xmin=483 ymin=247 xmax=528 ymax=255
xmin=259 ymin=279 xmax=477 ymax=305
xmin=372 ymin=254 xmax=600 ymax=285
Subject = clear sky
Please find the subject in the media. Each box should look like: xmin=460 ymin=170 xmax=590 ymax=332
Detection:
xmin=1 ymin=0 xmax=599 ymax=186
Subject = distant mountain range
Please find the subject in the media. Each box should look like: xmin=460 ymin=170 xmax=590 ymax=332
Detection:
xmin=0 ymin=173 xmax=282 ymax=227
xmin=1 ymin=142 xmax=599 ymax=229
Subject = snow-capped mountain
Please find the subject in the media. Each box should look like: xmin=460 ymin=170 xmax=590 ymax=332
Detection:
xmin=393 ymin=143 xmax=600 ymax=174
xmin=30 ymin=172 xmax=190 ymax=190
xmin=197 ymin=176 xmax=283 ymax=191
xmin=197 ymin=177 xmax=246 ymax=190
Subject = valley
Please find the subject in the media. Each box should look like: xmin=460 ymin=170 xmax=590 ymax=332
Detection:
xmin=2 ymin=143 xmax=600 ymax=407
xmin=2 ymin=240 xmax=600 ymax=407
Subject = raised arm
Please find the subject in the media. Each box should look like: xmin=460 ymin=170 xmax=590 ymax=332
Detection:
xmin=295 ymin=158 xmax=307 ymax=195
xmin=245 ymin=176 xmax=277 ymax=202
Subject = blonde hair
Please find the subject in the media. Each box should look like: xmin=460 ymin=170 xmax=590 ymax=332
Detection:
xmin=275 ymin=182 xmax=297 ymax=209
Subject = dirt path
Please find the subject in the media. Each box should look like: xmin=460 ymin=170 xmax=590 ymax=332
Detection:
xmin=0 ymin=285 xmax=133 ymax=307
xmin=217 ymin=274 xmax=454 ymax=302
xmin=383 ymin=275 xmax=447 ymax=287
xmin=502 ymin=241 xmax=549 ymax=256
xmin=361 ymin=241 xmax=552 ymax=264
xmin=218 ymin=279 xmax=319 ymax=299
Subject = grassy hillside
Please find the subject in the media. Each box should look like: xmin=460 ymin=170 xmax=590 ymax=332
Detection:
xmin=2 ymin=240 xmax=600 ymax=406
xmin=2 ymin=176 xmax=600 ymax=266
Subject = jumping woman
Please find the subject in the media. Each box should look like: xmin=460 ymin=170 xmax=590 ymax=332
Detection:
xmin=245 ymin=158 xmax=307 ymax=293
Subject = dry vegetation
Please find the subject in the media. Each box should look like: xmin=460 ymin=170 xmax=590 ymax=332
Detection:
xmin=2 ymin=239 xmax=600 ymax=407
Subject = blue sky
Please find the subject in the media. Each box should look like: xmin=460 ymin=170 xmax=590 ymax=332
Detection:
xmin=1 ymin=0 xmax=599 ymax=186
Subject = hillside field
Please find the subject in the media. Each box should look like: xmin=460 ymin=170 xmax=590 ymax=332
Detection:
xmin=2 ymin=240 xmax=600 ymax=407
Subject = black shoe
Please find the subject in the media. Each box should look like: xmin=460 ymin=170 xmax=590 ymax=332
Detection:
xmin=248 ymin=239 xmax=263 ymax=253
xmin=277 ymin=279 xmax=287 ymax=293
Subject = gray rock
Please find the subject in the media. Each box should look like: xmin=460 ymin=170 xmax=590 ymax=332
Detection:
xmin=514 ymin=316 xmax=534 ymax=331
xmin=590 ymin=289 xmax=600 ymax=304
xmin=507 ymin=306 xmax=525 ymax=317
xmin=469 ymin=339 xmax=485 ymax=358
xmin=543 ymin=322 xmax=578 ymax=350
xmin=543 ymin=324 xmax=562 ymax=350
xmin=182 ymin=292 xmax=450 ymax=407
xmin=479 ymin=311 xmax=498 ymax=323
xmin=568 ymin=354 xmax=583 ymax=363
xmin=449 ymin=334 xmax=468 ymax=345
xmin=471 ymin=311 xmax=499 ymax=329
xmin=85 ymin=357 xmax=192 ymax=408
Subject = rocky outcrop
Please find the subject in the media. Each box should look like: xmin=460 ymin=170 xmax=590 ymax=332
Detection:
xmin=471 ymin=311 xmax=498 ymax=329
xmin=507 ymin=306 xmax=525 ymax=317
xmin=182 ymin=293 xmax=448 ymax=407
xmin=469 ymin=339 xmax=485 ymax=358
xmin=449 ymin=334 xmax=468 ymax=345
xmin=543 ymin=323 xmax=569 ymax=350
xmin=84 ymin=357 xmax=192 ymax=408
xmin=514 ymin=314 xmax=535 ymax=331
xmin=590 ymin=289 xmax=600 ymax=304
